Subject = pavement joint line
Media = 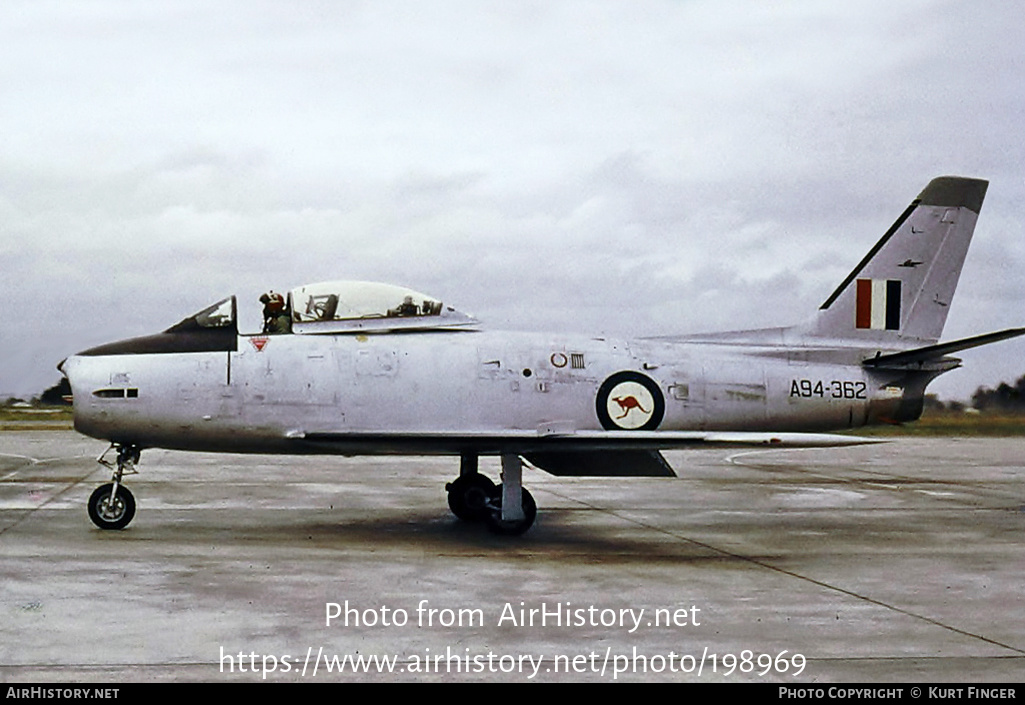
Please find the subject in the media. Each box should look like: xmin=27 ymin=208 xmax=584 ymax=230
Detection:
xmin=538 ymin=464 xmax=1025 ymax=658
xmin=611 ymin=505 xmax=1024 ymax=655
xmin=0 ymin=457 xmax=102 ymax=538
xmin=1 ymin=453 xmax=41 ymax=480
xmin=726 ymin=447 xmax=1020 ymax=507
xmin=7 ymin=440 xmax=1024 ymax=663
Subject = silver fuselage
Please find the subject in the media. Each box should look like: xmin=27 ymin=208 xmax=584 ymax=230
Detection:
xmin=61 ymin=328 xmax=913 ymax=455
xmin=62 ymin=177 xmax=1009 ymax=459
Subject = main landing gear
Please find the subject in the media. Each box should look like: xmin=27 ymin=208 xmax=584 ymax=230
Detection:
xmin=88 ymin=444 xmax=141 ymax=530
xmin=445 ymin=453 xmax=537 ymax=536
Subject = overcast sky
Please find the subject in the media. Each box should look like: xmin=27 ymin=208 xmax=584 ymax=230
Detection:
xmin=2 ymin=0 xmax=1023 ymax=402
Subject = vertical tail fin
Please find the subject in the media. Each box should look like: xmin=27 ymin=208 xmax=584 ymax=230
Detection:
xmin=812 ymin=176 xmax=988 ymax=346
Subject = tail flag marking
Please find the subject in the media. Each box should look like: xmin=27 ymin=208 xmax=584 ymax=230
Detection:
xmin=855 ymin=279 xmax=901 ymax=331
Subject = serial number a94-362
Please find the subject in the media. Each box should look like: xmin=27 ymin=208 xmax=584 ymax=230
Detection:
xmin=790 ymin=379 xmax=867 ymax=400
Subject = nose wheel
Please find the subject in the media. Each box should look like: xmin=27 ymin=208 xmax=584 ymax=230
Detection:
xmin=88 ymin=482 xmax=136 ymax=530
xmin=89 ymin=444 xmax=141 ymax=530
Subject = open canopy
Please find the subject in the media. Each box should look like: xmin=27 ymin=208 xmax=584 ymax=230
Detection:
xmin=287 ymin=281 xmax=478 ymax=334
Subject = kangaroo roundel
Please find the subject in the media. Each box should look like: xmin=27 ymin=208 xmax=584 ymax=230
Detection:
xmin=596 ymin=371 xmax=665 ymax=431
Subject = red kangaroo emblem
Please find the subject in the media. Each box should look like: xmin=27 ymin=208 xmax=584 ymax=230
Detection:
xmin=612 ymin=395 xmax=648 ymax=419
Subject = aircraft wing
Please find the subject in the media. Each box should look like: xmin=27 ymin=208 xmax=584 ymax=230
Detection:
xmin=863 ymin=327 xmax=1025 ymax=368
xmin=293 ymin=430 xmax=883 ymax=477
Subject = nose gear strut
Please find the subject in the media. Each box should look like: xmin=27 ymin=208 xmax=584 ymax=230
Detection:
xmin=88 ymin=443 xmax=141 ymax=530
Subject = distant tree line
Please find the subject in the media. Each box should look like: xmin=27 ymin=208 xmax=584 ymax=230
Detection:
xmin=923 ymin=395 xmax=965 ymax=413
xmin=38 ymin=378 xmax=73 ymax=406
xmin=971 ymin=374 xmax=1025 ymax=412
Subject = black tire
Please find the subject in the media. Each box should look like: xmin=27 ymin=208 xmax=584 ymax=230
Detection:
xmin=483 ymin=486 xmax=537 ymax=536
xmin=446 ymin=474 xmax=496 ymax=521
xmin=88 ymin=483 xmax=136 ymax=530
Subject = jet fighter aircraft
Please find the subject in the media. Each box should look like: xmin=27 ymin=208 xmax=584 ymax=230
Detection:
xmin=58 ymin=176 xmax=1024 ymax=535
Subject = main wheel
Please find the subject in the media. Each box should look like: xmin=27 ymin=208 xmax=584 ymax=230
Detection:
xmin=483 ymin=486 xmax=537 ymax=536
xmin=88 ymin=483 xmax=136 ymax=530
xmin=446 ymin=474 xmax=496 ymax=521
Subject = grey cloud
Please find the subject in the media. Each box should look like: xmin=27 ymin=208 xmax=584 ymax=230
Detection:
xmin=2 ymin=1 xmax=1024 ymax=403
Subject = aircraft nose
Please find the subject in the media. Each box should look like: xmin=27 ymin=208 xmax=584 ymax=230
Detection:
xmin=56 ymin=355 xmax=79 ymax=405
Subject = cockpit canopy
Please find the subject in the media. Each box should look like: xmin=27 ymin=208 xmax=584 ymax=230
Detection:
xmin=161 ymin=281 xmax=476 ymax=341
xmin=74 ymin=281 xmax=474 ymax=358
xmin=288 ymin=281 xmax=477 ymax=334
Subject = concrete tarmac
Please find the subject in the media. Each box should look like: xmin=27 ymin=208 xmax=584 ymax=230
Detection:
xmin=1 ymin=430 xmax=1023 ymax=683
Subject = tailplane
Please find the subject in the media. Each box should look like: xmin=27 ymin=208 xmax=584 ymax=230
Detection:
xmin=812 ymin=176 xmax=988 ymax=347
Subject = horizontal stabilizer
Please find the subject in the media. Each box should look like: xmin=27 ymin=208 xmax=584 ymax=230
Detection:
xmin=863 ymin=328 xmax=1025 ymax=368
xmin=525 ymin=450 xmax=676 ymax=477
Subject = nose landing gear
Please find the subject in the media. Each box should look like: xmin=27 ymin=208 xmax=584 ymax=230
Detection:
xmin=88 ymin=444 xmax=141 ymax=530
